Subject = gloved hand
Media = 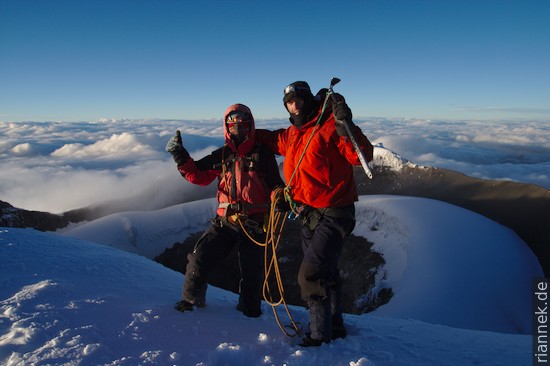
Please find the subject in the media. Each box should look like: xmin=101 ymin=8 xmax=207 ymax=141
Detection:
xmin=332 ymin=94 xmax=354 ymax=137
xmin=165 ymin=130 xmax=190 ymax=165
xmin=315 ymin=88 xmax=329 ymax=102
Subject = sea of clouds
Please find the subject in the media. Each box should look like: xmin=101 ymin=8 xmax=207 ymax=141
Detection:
xmin=0 ymin=118 xmax=548 ymax=213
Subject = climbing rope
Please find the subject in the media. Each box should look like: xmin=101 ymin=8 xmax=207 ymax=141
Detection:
xmin=238 ymin=187 xmax=302 ymax=337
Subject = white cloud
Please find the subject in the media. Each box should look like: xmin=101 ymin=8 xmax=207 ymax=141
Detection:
xmin=0 ymin=159 xmax=190 ymax=213
xmin=51 ymin=132 xmax=156 ymax=159
xmin=472 ymin=132 xmax=546 ymax=146
xmin=11 ymin=143 xmax=32 ymax=155
xmin=1 ymin=118 xmax=549 ymax=213
xmin=50 ymin=142 xmax=83 ymax=156
xmin=455 ymin=106 xmax=550 ymax=116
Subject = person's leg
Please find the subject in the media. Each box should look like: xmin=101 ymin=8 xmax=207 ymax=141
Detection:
xmin=329 ymin=275 xmax=347 ymax=339
xmin=298 ymin=222 xmax=340 ymax=342
xmin=181 ymin=223 xmax=236 ymax=308
xmin=236 ymin=231 xmax=265 ymax=317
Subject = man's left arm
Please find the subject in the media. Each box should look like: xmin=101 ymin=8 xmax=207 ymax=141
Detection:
xmin=332 ymin=96 xmax=374 ymax=164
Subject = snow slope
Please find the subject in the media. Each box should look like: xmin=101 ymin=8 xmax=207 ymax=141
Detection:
xmin=357 ymin=196 xmax=539 ymax=334
xmin=60 ymin=195 xmax=542 ymax=335
xmin=1 ymin=194 xmax=541 ymax=364
xmin=59 ymin=198 xmax=218 ymax=259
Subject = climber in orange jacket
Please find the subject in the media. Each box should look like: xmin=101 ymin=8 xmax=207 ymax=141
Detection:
xmin=256 ymin=81 xmax=374 ymax=346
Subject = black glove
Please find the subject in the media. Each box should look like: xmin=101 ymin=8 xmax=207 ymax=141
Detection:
xmin=165 ymin=130 xmax=190 ymax=165
xmin=315 ymin=88 xmax=329 ymax=102
xmin=332 ymin=96 xmax=354 ymax=137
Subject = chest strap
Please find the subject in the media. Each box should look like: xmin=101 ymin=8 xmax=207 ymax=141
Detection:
xmin=218 ymin=202 xmax=269 ymax=212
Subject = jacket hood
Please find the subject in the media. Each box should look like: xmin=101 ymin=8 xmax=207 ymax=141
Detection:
xmin=223 ymin=103 xmax=256 ymax=155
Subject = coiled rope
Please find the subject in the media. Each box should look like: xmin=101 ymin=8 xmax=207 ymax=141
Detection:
xmin=238 ymin=187 xmax=301 ymax=337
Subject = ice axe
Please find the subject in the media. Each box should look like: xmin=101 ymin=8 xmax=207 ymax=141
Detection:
xmin=327 ymin=77 xmax=373 ymax=179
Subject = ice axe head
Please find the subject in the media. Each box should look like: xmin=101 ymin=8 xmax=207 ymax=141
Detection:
xmin=329 ymin=77 xmax=341 ymax=94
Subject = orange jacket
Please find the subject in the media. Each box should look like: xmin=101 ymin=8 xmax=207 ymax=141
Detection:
xmin=256 ymin=105 xmax=373 ymax=209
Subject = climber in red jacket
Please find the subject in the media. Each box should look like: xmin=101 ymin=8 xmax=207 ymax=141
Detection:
xmin=166 ymin=103 xmax=284 ymax=318
xmin=256 ymin=81 xmax=374 ymax=346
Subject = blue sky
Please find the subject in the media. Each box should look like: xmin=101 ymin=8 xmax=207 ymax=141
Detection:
xmin=1 ymin=0 xmax=549 ymax=122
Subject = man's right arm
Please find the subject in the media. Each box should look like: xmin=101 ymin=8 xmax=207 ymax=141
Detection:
xmin=255 ymin=128 xmax=287 ymax=156
xmin=166 ymin=131 xmax=220 ymax=186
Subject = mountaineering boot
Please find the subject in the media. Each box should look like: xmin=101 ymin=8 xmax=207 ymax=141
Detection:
xmin=331 ymin=313 xmax=347 ymax=339
xmin=307 ymin=298 xmax=331 ymax=343
xmin=299 ymin=335 xmax=325 ymax=347
xmin=332 ymin=322 xmax=347 ymax=339
xmin=330 ymin=276 xmax=346 ymax=339
xmin=175 ymin=300 xmax=194 ymax=312
xmin=175 ymin=299 xmax=206 ymax=312
xmin=236 ymin=302 xmax=261 ymax=318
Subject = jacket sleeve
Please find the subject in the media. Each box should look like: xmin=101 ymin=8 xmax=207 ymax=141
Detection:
xmin=336 ymin=125 xmax=374 ymax=165
xmin=260 ymin=145 xmax=285 ymax=191
xmin=326 ymin=92 xmax=374 ymax=164
xmin=176 ymin=149 xmax=221 ymax=186
xmin=255 ymin=128 xmax=288 ymax=156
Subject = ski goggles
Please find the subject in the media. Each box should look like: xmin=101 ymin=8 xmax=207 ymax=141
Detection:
xmin=226 ymin=111 xmax=251 ymax=128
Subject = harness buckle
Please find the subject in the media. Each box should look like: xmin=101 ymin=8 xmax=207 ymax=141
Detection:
xmin=243 ymin=219 xmax=264 ymax=235
xmin=229 ymin=203 xmax=242 ymax=211
xmin=287 ymin=211 xmax=299 ymax=220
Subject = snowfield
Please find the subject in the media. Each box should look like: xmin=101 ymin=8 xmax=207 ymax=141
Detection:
xmin=1 ymin=194 xmax=541 ymax=365
xmin=1 ymin=118 xmax=546 ymax=364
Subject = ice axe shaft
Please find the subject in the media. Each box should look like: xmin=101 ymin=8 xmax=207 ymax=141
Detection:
xmin=328 ymin=78 xmax=373 ymax=179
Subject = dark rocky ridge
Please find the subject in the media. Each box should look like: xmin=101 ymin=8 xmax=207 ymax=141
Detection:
xmin=154 ymin=218 xmax=390 ymax=315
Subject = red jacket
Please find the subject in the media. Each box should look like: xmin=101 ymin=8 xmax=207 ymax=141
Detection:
xmin=256 ymin=105 xmax=373 ymax=209
xmin=177 ymin=104 xmax=283 ymax=217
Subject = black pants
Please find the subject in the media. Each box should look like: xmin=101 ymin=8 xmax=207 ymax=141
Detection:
xmin=182 ymin=219 xmax=264 ymax=316
xmin=297 ymin=204 xmax=355 ymax=341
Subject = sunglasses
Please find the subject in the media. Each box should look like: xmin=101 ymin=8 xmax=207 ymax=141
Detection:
xmin=226 ymin=112 xmax=251 ymax=127
xmin=227 ymin=122 xmax=251 ymax=129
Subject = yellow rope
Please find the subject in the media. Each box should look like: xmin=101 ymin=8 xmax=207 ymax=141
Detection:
xmin=237 ymin=187 xmax=302 ymax=337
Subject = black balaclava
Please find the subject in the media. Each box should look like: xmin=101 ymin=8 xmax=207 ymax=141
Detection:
xmin=226 ymin=111 xmax=251 ymax=146
xmin=283 ymin=81 xmax=319 ymax=128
